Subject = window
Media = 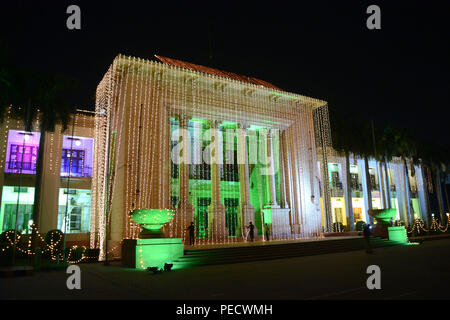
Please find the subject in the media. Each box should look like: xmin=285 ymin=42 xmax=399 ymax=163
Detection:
xmin=353 ymin=207 xmax=363 ymax=222
xmin=60 ymin=136 xmax=94 ymax=177
xmin=8 ymin=144 xmax=38 ymax=172
xmin=57 ymin=188 xmax=91 ymax=233
xmin=5 ymin=130 xmax=41 ymax=174
xmin=370 ymin=174 xmax=377 ymax=190
xmin=61 ymin=149 xmax=85 ymax=176
xmin=350 ymin=173 xmax=361 ymax=190
xmin=331 ymin=171 xmax=342 ymax=189
xmin=0 ymin=186 xmax=35 ymax=233
xmin=2 ymin=204 xmax=33 ymax=232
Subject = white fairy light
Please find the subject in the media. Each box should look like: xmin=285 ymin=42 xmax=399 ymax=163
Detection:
xmin=93 ymin=54 xmax=329 ymax=252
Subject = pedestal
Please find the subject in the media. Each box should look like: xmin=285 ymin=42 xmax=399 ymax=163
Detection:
xmin=387 ymin=226 xmax=408 ymax=243
xmin=123 ymin=238 xmax=184 ymax=270
xmin=371 ymin=223 xmax=389 ymax=238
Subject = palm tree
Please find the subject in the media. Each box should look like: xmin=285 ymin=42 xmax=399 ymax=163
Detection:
xmin=0 ymin=41 xmax=15 ymax=120
xmin=10 ymin=69 xmax=74 ymax=247
xmin=330 ymin=110 xmax=355 ymax=230
xmin=355 ymin=119 xmax=375 ymax=223
xmin=330 ymin=106 xmax=450 ymax=229
xmin=380 ymin=125 xmax=400 ymax=210
xmin=330 ymin=111 xmax=375 ymax=229
xmin=31 ymin=74 xmax=73 ymax=246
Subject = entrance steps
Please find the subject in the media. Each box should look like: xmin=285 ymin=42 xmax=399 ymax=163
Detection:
xmin=172 ymin=237 xmax=403 ymax=269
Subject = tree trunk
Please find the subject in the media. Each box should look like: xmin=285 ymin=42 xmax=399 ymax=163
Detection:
xmin=378 ymin=161 xmax=387 ymax=208
xmin=364 ymin=156 xmax=373 ymax=223
xmin=442 ymin=175 xmax=449 ymax=215
xmin=424 ymin=165 xmax=432 ymax=226
xmin=384 ymin=157 xmax=391 ymax=209
xmin=433 ymin=163 xmax=445 ymax=222
xmin=344 ymin=151 xmax=354 ymax=231
xmin=403 ymin=158 xmax=413 ymax=226
xmin=31 ymin=127 xmax=46 ymax=249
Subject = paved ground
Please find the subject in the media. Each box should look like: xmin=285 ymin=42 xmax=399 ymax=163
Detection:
xmin=1 ymin=239 xmax=450 ymax=300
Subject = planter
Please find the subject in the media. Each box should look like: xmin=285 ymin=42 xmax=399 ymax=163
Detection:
xmin=130 ymin=208 xmax=175 ymax=239
xmin=368 ymin=208 xmax=397 ymax=238
xmin=367 ymin=208 xmax=407 ymax=242
xmin=368 ymin=208 xmax=396 ymax=225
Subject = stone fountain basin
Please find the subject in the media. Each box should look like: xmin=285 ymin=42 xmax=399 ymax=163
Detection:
xmin=130 ymin=208 xmax=175 ymax=230
xmin=368 ymin=208 xmax=397 ymax=224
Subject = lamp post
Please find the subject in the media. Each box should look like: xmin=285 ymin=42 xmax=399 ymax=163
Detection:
xmin=103 ymin=107 xmax=113 ymax=266
xmin=12 ymin=131 xmax=29 ymax=266
xmin=62 ymin=110 xmax=76 ymax=264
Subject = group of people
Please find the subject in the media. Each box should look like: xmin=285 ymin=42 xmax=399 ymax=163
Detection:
xmin=185 ymin=221 xmax=272 ymax=246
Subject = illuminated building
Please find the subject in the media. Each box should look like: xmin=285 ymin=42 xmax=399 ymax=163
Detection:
xmin=0 ymin=55 xmax=432 ymax=260
xmin=0 ymin=110 xmax=95 ymax=246
xmin=317 ymin=150 xmax=429 ymax=231
xmin=93 ymin=54 xmax=332 ymax=258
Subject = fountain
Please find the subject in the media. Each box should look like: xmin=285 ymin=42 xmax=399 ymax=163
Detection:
xmin=368 ymin=208 xmax=408 ymax=243
xmin=122 ymin=209 xmax=184 ymax=269
xmin=131 ymin=208 xmax=175 ymax=238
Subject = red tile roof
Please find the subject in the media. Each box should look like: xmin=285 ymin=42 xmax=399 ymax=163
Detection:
xmin=154 ymin=55 xmax=282 ymax=90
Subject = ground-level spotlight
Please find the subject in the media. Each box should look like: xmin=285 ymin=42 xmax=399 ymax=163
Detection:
xmin=164 ymin=263 xmax=173 ymax=272
xmin=147 ymin=267 xmax=162 ymax=274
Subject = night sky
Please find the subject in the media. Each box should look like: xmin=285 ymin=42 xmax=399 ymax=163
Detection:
xmin=1 ymin=0 xmax=449 ymax=144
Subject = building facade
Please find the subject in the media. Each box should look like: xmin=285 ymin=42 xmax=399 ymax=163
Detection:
xmin=94 ymin=55 xmax=334 ymax=258
xmin=0 ymin=55 xmax=436 ymax=261
xmin=317 ymin=150 xmax=430 ymax=231
xmin=0 ymin=110 xmax=95 ymax=246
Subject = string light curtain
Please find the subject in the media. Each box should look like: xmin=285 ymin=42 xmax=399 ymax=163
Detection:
xmin=93 ymin=54 xmax=329 ymax=256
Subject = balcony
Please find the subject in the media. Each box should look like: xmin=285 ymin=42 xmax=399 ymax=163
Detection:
xmin=60 ymin=165 xmax=93 ymax=178
xmin=6 ymin=161 xmax=37 ymax=174
xmin=330 ymin=182 xmax=343 ymax=190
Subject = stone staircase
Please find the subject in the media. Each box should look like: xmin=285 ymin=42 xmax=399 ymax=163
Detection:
xmin=172 ymin=237 xmax=404 ymax=269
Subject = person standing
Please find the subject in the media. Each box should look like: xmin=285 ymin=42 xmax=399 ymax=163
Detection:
xmin=264 ymin=223 xmax=270 ymax=241
xmin=186 ymin=222 xmax=195 ymax=246
xmin=247 ymin=222 xmax=255 ymax=242
xmin=363 ymin=223 xmax=373 ymax=254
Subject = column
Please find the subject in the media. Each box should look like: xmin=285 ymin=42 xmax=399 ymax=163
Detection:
xmin=279 ymin=130 xmax=288 ymax=209
xmin=277 ymin=129 xmax=291 ymax=237
xmin=264 ymin=129 xmax=290 ymax=239
xmin=207 ymin=120 xmax=227 ymax=241
xmin=343 ymin=153 xmax=354 ymax=231
xmin=358 ymin=158 xmax=371 ymax=223
xmin=174 ymin=114 xmax=193 ymax=241
xmin=266 ymin=129 xmax=279 ymax=208
xmin=237 ymin=123 xmax=255 ymax=237
xmin=403 ymin=160 xmax=412 ymax=226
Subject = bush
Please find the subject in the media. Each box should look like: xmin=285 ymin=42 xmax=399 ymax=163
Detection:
xmin=0 ymin=229 xmax=20 ymax=243
xmin=42 ymin=229 xmax=64 ymax=258
xmin=66 ymin=246 xmax=85 ymax=262
xmin=332 ymin=222 xmax=345 ymax=233
xmin=355 ymin=221 xmax=366 ymax=231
